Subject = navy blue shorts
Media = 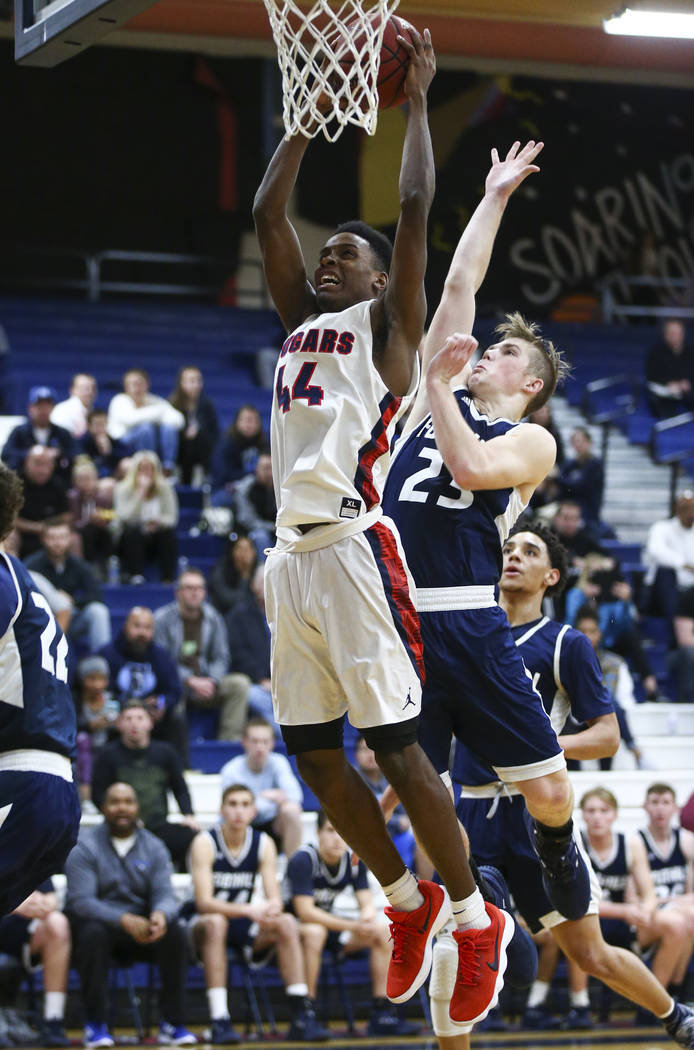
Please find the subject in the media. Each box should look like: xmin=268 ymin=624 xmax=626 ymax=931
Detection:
xmin=0 ymin=913 xmax=32 ymax=957
xmin=600 ymin=917 xmax=634 ymax=950
xmin=226 ymin=917 xmax=254 ymax=950
xmin=419 ymin=606 xmax=563 ymax=777
xmin=0 ymin=771 xmax=80 ymax=917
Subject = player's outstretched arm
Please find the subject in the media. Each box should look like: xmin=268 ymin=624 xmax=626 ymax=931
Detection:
xmin=253 ymin=136 xmax=318 ymax=333
xmin=375 ymin=27 xmax=436 ymax=397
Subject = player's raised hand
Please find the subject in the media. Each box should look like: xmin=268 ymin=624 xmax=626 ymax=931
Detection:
xmin=427 ymin=333 xmax=479 ymax=386
xmin=485 ymin=140 xmax=543 ymax=201
xmin=402 ymin=27 xmax=436 ymax=101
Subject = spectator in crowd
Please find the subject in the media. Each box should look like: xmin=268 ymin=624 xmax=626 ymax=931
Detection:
xmin=79 ymin=409 xmax=128 ymax=479
xmin=99 ymin=606 xmax=185 ymax=760
xmin=65 ymin=781 xmax=195 ymax=1048
xmin=287 ymin=809 xmax=419 ymax=1037
xmin=233 ymin=452 xmax=277 ymax=554
xmin=2 ymin=386 xmax=74 ymax=485
xmin=113 ymin=451 xmax=178 ymax=584
xmin=0 ymin=880 xmax=71 ymax=1048
xmin=639 ymin=785 xmax=694 ymax=968
xmin=645 ymin=319 xmax=694 ymax=418
xmin=68 ymin=456 xmax=115 ymax=574
xmin=107 ymin=368 xmax=184 ymax=474
xmin=51 ymin=373 xmax=98 ymax=439
xmin=25 ymin=521 xmax=112 ymax=653
xmin=91 ymin=701 xmax=199 ymax=871
xmin=558 ymin=427 xmax=605 ymax=528
xmin=208 ymin=533 xmax=258 ymax=617
xmin=680 ymin=791 xmax=694 ymax=835
xmin=187 ymin=783 xmax=322 ymax=1045
xmin=645 ymin=491 xmax=694 ymax=621
xmin=15 ymin=448 xmax=70 ymax=560
xmin=220 ymin=718 xmax=303 ymax=858
xmin=154 ymin=568 xmax=250 ymax=741
xmin=668 ymin=584 xmax=694 ymax=701
xmin=26 ymin=569 xmax=72 ymax=635
xmin=551 ymin=500 xmax=605 ymax=571
xmin=353 ymin=736 xmax=424 ymax=877
xmin=73 ymin=655 xmax=120 ymax=806
xmin=211 ymin=404 xmax=269 ymax=504
xmin=226 ymin=564 xmax=278 ymax=732
xmin=169 ymin=365 xmax=220 ymax=486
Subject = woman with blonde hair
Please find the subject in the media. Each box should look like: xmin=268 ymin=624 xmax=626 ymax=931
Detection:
xmin=113 ymin=451 xmax=179 ymax=583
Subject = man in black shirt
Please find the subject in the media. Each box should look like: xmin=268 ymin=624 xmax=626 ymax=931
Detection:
xmin=645 ymin=319 xmax=694 ymax=418
xmin=15 ymin=448 xmax=70 ymax=560
xmin=91 ymin=700 xmax=199 ymax=870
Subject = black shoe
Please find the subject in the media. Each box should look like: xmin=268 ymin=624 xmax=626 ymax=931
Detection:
xmin=367 ymin=1006 xmax=420 ymax=1036
xmin=531 ymin=821 xmax=591 ymax=921
xmin=287 ymin=1006 xmax=332 ymax=1042
xmin=477 ymin=865 xmax=538 ymax=988
xmin=521 ymin=1005 xmax=562 ymax=1030
xmin=664 ymin=1002 xmax=694 ymax=1048
xmin=561 ymin=1006 xmax=593 ymax=1030
xmin=209 ymin=1017 xmax=242 ymax=1045
xmin=41 ymin=1020 xmax=70 ymax=1048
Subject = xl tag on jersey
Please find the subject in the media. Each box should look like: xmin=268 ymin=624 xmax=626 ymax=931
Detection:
xmin=340 ymin=497 xmax=362 ymax=519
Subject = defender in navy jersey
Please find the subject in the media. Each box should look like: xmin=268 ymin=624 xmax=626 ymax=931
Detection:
xmin=641 ymin=783 xmax=694 ymax=905
xmin=254 ymin=28 xmax=505 ymax=1024
xmin=0 ymin=465 xmax=80 ymax=917
xmin=430 ymin=524 xmax=694 ymax=1049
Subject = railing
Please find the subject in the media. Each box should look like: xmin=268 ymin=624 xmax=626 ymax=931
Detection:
xmin=9 ymin=245 xmax=271 ymax=307
xmin=601 ymin=275 xmax=694 ymax=323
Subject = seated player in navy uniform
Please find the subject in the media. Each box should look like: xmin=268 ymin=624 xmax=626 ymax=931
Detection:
xmin=187 ymin=783 xmax=326 ymax=1045
xmin=287 ymin=809 xmax=420 ymax=1037
xmin=0 ymin=464 xmax=81 ymax=918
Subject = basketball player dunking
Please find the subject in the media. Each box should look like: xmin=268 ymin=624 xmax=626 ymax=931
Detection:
xmin=253 ymin=26 xmax=512 ymax=1027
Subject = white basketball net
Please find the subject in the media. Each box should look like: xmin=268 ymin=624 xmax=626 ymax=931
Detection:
xmin=264 ymin=0 xmax=401 ymax=142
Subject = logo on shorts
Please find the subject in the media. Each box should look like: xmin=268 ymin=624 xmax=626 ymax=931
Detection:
xmin=403 ymin=688 xmax=416 ymax=711
xmin=339 ymin=496 xmax=362 ymax=519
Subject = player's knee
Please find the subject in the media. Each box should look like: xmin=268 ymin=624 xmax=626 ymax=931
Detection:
xmin=569 ymin=940 xmax=612 ymax=979
xmin=280 ymin=800 xmax=302 ymax=822
xmin=201 ymin=913 xmax=228 ymax=941
xmin=657 ymin=910 xmax=689 ymax=943
xmin=277 ymin=913 xmax=299 ymax=941
xmin=301 ymin=923 xmax=327 ymax=952
xmin=44 ymin=910 xmax=70 ymax=945
xmin=523 ymin=773 xmax=571 ymax=814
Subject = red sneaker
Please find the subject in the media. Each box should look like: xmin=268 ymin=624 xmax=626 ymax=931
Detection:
xmin=385 ymin=880 xmax=452 ymax=1004
xmin=449 ymin=903 xmax=515 ymax=1026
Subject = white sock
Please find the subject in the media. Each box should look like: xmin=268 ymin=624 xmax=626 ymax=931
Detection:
xmin=658 ymin=996 xmax=676 ymax=1020
xmin=451 ymin=887 xmax=490 ymax=931
xmin=382 ymin=869 xmax=424 ymax=912
xmin=527 ymin=980 xmax=550 ymax=1009
xmin=286 ymin=983 xmax=308 ymax=998
xmin=570 ymin=989 xmax=590 ymax=1008
xmin=44 ymin=992 xmax=65 ymax=1020
xmin=207 ymin=987 xmax=229 ymax=1020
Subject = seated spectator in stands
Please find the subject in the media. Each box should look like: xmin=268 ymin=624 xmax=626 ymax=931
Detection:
xmin=645 ymin=491 xmax=694 ymax=621
xmin=211 ymin=404 xmax=269 ymax=505
xmin=565 ymin=556 xmax=662 ymax=701
xmin=80 ymin=409 xmax=128 ymax=479
xmin=0 ymin=880 xmax=71 ymax=1048
xmin=226 ymin=564 xmax=278 ymax=732
xmin=113 ymin=451 xmax=178 ymax=584
xmin=154 ymin=568 xmax=250 ymax=741
xmin=551 ymin=500 xmax=605 ymax=570
xmin=51 ymin=373 xmax=97 ymax=439
xmin=668 ymin=585 xmax=694 ymax=701
xmin=107 ymin=368 xmax=184 ymax=474
xmin=15 ymin=448 xmax=70 ymax=560
xmin=99 ymin=606 xmax=185 ymax=760
xmin=27 ymin=569 xmax=72 ymax=636
xmin=25 ymin=521 xmax=112 ymax=652
xmin=353 ymin=736 xmax=421 ymax=875
xmin=68 ymin=456 xmax=115 ymax=575
xmin=65 ymin=781 xmax=195 ymax=1049
xmin=74 ymin=655 xmax=120 ymax=806
xmin=287 ymin=809 xmax=419 ymax=1037
xmin=558 ymin=427 xmax=605 ymax=528
xmin=169 ymin=365 xmax=219 ymax=486
xmin=208 ymin=533 xmax=258 ymax=616
xmin=2 ymin=386 xmax=74 ymax=486
xmin=645 ymin=319 xmax=694 ymax=418
xmin=187 ymin=783 xmax=321 ymax=1045
xmin=220 ymin=718 xmax=303 ymax=857
xmin=91 ymin=702 xmax=200 ymax=871
xmin=233 ymin=452 xmax=277 ymax=555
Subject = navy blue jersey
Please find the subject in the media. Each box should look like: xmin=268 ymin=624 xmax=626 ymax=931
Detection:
xmin=383 ymin=394 xmax=525 ymax=588
xmin=0 ymin=553 xmax=76 ymax=758
xmin=582 ymin=830 xmax=629 ymax=903
xmin=287 ymin=843 xmax=369 ymax=913
xmin=453 ymin=617 xmax=614 ymax=786
xmin=206 ymin=825 xmax=264 ymax=905
xmin=638 ymin=828 xmax=689 ymax=901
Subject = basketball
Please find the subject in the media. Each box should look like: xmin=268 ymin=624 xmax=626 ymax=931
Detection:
xmin=376 ymin=15 xmax=415 ymax=109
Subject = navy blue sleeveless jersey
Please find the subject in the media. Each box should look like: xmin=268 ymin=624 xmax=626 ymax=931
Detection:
xmin=638 ymin=828 xmax=688 ymax=901
xmin=206 ymin=825 xmax=263 ymax=905
xmin=0 ymin=552 xmax=76 ymax=758
xmin=583 ymin=831 xmax=629 ymax=903
xmin=453 ymin=617 xmax=614 ymax=786
xmin=383 ymin=393 xmax=525 ymax=587
xmin=287 ymin=843 xmax=369 ymax=913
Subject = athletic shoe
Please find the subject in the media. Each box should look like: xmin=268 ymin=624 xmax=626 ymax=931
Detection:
xmin=84 ymin=1023 xmax=115 ymax=1048
xmin=208 ymin=1018 xmax=242 ymax=1045
xmin=385 ymin=879 xmax=452 ymax=1004
xmin=40 ymin=1019 xmax=71 ymax=1047
xmin=477 ymin=864 xmax=538 ymax=988
xmin=531 ymin=820 xmax=591 ymax=921
xmin=367 ymin=1005 xmax=420 ymax=1036
xmin=4 ymin=1007 xmax=39 ymax=1044
xmin=286 ymin=1004 xmax=332 ymax=1042
xmin=449 ymin=902 xmax=515 ymax=1026
xmin=521 ymin=1005 xmax=562 ymax=1030
xmin=561 ymin=1006 xmax=593 ymax=1030
xmin=158 ymin=1021 xmax=197 ymax=1044
xmin=664 ymin=1002 xmax=694 ymax=1047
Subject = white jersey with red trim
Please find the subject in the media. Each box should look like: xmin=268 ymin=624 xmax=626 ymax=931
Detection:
xmin=271 ymin=299 xmax=417 ymax=550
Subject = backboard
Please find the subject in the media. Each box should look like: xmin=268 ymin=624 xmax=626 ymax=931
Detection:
xmin=15 ymin=0 xmax=156 ymax=66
